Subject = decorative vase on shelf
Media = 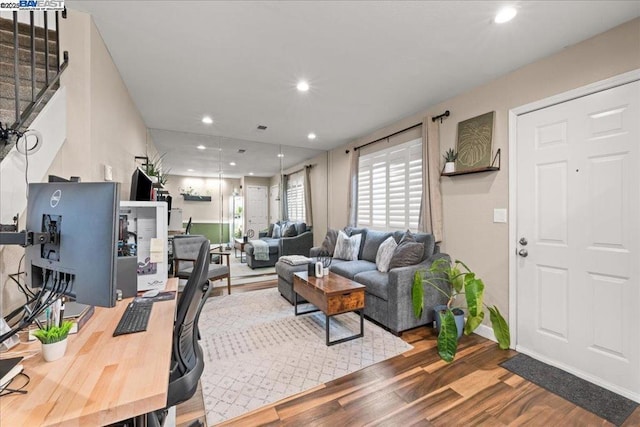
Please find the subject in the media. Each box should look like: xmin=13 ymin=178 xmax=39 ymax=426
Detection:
xmin=443 ymin=162 xmax=456 ymax=174
xmin=41 ymin=338 xmax=68 ymax=362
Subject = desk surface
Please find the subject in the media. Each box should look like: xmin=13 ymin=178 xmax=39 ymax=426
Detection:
xmin=0 ymin=278 xmax=178 ymax=426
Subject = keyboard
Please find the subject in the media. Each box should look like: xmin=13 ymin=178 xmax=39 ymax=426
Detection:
xmin=113 ymin=300 xmax=153 ymax=336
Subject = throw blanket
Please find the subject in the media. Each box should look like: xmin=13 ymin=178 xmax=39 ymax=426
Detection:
xmin=279 ymin=255 xmax=312 ymax=266
xmin=252 ymin=240 xmax=270 ymax=261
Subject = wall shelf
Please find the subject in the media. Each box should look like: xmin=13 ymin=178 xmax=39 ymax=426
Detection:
xmin=441 ymin=149 xmax=501 ymax=177
xmin=181 ymin=194 xmax=211 ymax=202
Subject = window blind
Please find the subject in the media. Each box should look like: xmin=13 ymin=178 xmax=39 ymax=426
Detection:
xmin=286 ymin=171 xmax=305 ymax=222
xmin=357 ymin=137 xmax=422 ymax=231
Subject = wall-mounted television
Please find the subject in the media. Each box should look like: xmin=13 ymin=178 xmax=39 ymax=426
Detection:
xmin=130 ymin=167 xmax=153 ymax=201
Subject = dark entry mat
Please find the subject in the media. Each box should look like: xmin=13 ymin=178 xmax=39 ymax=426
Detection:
xmin=500 ymin=353 xmax=638 ymax=426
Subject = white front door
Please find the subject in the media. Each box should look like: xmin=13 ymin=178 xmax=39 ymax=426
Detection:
xmin=245 ymin=185 xmax=268 ymax=239
xmin=516 ymin=80 xmax=640 ymax=401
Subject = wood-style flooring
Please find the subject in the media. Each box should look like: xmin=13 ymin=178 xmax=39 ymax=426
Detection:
xmin=178 ymin=280 xmax=640 ymax=427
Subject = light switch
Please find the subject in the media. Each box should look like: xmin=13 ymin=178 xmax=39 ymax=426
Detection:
xmin=493 ymin=208 xmax=507 ymax=223
xmin=104 ymin=164 xmax=113 ymax=181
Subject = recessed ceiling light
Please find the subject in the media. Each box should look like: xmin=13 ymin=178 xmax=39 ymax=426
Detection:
xmin=249 ymin=172 xmax=254 ymax=176
xmin=187 ymin=168 xmax=194 ymax=172
xmin=202 ymin=116 xmax=213 ymax=124
xmin=197 ymin=145 xmax=206 ymax=150
xmin=296 ymin=81 xmax=309 ymax=92
xmin=277 ymin=153 xmax=284 ymax=158
xmin=307 ymin=133 xmax=316 ymax=140
xmin=229 ymin=162 xmax=236 ymax=166
xmin=494 ymin=6 xmax=517 ymax=24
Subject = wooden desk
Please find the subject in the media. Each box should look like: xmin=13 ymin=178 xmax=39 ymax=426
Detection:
xmin=0 ymin=278 xmax=178 ymax=426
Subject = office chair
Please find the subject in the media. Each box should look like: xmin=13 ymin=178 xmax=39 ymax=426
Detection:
xmin=146 ymin=239 xmax=212 ymax=427
xmin=172 ymin=235 xmax=231 ymax=294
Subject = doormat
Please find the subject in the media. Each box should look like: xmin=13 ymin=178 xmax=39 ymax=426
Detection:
xmin=500 ymin=353 xmax=638 ymax=426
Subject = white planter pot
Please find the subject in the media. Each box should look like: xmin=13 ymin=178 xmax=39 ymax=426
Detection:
xmin=443 ymin=162 xmax=456 ymax=174
xmin=42 ymin=338 xmax=68 ymax=362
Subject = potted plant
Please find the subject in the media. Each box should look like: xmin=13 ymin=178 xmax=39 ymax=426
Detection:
xmin=443 ymin=148 xmax=457 ymax=173
xmin=144 ymin=152 xmax=170 ymax=185
xmin=412 ymin=258 xmax=510 ymax=362
xmin=33 ymin=321 xmax=73 ymax=362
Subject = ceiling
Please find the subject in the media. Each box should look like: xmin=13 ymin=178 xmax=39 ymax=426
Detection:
xmin=66 ymin=1 xmax=640 ymax=178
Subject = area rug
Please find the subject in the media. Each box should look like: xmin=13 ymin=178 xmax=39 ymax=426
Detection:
xmin=209 ymin=253 xmax=277 ymax=288
xmin=198 ymin=288 xmax=413 ymax=425
xmin=501 ymin=353 xmax=638 ymax=426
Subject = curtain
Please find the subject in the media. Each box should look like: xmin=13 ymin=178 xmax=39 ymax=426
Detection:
xmin=281 ymin=174 xmax=289 ymax=221
xmin=418 ymin=117 xmax=444 ymax=242
xmin=304 ymin=165 xmax=313 ymax=226
xmin=347 ymin=148 xmax=359 ymax=227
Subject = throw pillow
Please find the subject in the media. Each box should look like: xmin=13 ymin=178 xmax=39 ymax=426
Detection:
xmin=320 ymin=228 xmax=339 ymax=255
xmin=376 ymin=236 xmax=397 ymax=273
xmin=333 ymin=230 xmax=362 ymax=261
xmin=272 ymin=224 xmax=282 ymax=238
xmin=267 ymin=223 xmax=275 ymax=237
xmin=283 ymin=223 xmax=298 ymax=237
xmin=389 ymin=230 xmax=424 ymax=269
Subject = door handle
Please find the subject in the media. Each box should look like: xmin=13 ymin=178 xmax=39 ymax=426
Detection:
xmin=518 ymin=249 xmax=528 ymax=257
xmin=519 ymin=237 xmax=528 ymax=246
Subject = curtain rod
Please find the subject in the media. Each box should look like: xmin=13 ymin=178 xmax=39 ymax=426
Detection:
xmin=345 ymin=123 xmax=421 ymax=154
xmin=284 ymin=164 xmax=313 ymax=177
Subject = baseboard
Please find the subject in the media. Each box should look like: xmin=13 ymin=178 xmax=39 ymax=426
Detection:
xmin=473 ymin=323 xmax=497 ymax=343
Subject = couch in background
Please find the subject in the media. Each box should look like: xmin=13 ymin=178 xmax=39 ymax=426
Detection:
xmin=245 ymin=221 xmax=313 ymax=269
xmin=275 ymin=227 xmax=449 ymax=335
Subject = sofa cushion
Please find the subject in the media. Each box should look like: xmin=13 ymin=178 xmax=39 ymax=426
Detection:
xmin=246 ymin=238 xmax=279 ymax=255
xmin=272 ymin=224 xmax=282 ymax=238
xmin=334 ymin=231 xmax=361 ymax=261
xmin=392 ymin=230 xmax=436 ymax=261
xmin=295 ymin=222 xmax=307 ymax=235
xmin=320 ymin=228 xmax=339 ymax=256
xmin=354 ymin=270 xmax=390 ymax=301
xmin=283 ymin=223 xmax=298 ymax=237
xmin=375 ymin=236 xmax=397 ymax=273
xmin=389 ymin=231 xmax=424 ymax=269
xmin=330 ymin=259 xmax=377 ymax=280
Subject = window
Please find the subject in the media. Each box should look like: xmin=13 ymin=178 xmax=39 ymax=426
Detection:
xmin=286 ymin=171 xmax=305 ymax=222
xmin=357 ymin=137 xmax=422 ymax=230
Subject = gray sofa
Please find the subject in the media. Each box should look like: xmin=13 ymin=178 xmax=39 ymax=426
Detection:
xmin=275 ymin=228 xmax=449 ymax=335
xmin=245 ymin=221 xmax=313 ymax=269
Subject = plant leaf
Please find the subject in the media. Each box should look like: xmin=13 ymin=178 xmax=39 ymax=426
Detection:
xmin=464 ymin=274 xmax=484 ymax=319
xmin=488 ymin=305 xmax=511 ymax=349
xmin=464 ymin=311 xmax=485 ymax=335
xmin=412 ymin=270 xmax=424 ymax=318
xmin=437 ymin=310 xmax=458 ymax=363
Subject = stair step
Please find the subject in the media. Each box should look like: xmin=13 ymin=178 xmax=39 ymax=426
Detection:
xmin=0 ymin=81 xmax=58 ymax=119
xmin=0 ymin=80 xmax=51 ymax=102
xmin=0 ymin=17 xmax=57 ymax=40
xmin=0 ymin=61 xmax=55 ymax=83
xmin=0 ymin=26 xmax=57 ymax=51
xmin=0 ymin=42 xmax=58 ymax=68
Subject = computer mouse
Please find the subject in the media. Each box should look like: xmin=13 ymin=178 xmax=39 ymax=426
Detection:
xmin=142 ymin=289 xmax=160 ymax=298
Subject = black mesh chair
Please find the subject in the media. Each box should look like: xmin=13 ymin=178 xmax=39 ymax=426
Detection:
xmin=146 ymin=239 xmax=212 ymax=427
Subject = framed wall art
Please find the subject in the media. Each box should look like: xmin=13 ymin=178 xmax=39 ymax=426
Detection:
xmin=455 ymin=111 xmax=495 ymax=172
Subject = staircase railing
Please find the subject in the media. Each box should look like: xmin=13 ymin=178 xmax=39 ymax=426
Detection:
xmin=9 ymin=9 xmax=69 ymax=132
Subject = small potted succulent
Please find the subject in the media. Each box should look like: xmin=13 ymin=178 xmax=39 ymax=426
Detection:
xmin=443 ymin=148 xmax=458 ymax=173
xmin=33 ymin=321 xmax=73 ymax=362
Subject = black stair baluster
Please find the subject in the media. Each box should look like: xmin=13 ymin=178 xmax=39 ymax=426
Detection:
xmin=13 ymin=11 xmax=20 ymax=125
xmin=30 ymin=12 xmax=36 ymax=103
xmin=55 ymin=11 xmax=60 ymax=74
xmin=44 ymin=11 xmax=49 ymax=86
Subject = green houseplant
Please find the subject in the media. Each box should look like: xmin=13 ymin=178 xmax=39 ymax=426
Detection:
xmin=442 ymin=148 xmax=457 ymax=173
xmin=412 ymin=258 xmax=510 ymax=362
xmin=33 ymin=321 xmax=73 ymax=362
xmin=144 ymin=152 xmax=170 ymax=185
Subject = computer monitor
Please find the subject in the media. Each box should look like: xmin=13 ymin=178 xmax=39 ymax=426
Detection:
xmin=25 ymin=182 xmax=120 ymax=308
xmin=130 ymin=167 xmax=153 ymax=201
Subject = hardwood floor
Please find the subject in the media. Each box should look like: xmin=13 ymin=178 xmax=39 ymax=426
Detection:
xmin=178 ymin=281 xmax=640 ymax=427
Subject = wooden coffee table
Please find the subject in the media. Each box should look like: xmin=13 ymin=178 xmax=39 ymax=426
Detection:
xmin=293 ymin=271 xmax=366 ymax=346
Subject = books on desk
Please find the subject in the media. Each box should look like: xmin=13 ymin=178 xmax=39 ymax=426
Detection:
xmin=28 ymin=302 xmax=95 ymax=340
xmin=0 ymin=357 xmax=23 ymax=387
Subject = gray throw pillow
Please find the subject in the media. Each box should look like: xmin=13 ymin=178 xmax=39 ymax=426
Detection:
xmin=272 ymin=224 xmax=282 ymax=238
xmin=267 ymin=223 xmax=275 ymax=237
xmin=321 ymin=228 xmax=339 ymax=255
xmin=334 ymin=230 xmax=362 ymax=261
xmin=389 ymin=230 xmax=424 ymax=269
xmin=283 ymin=223 xmax=297 ymax=237
xmin=376 ymin=236 xmax=397 ymax=273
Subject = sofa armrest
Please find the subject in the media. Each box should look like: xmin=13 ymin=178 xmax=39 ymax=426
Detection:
xmin=309 ymin=246 xmax=323 ymax=257
xmin=386 ymin=252 xmax=451 ymax=332
xmin=279 ymin=231 xmax=314 ymax=257
xmin=259 ymin=231 xmax=269 ymax=238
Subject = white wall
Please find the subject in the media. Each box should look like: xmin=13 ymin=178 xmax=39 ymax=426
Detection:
xmin=163 ymin=175 xmax=240 ymax=224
